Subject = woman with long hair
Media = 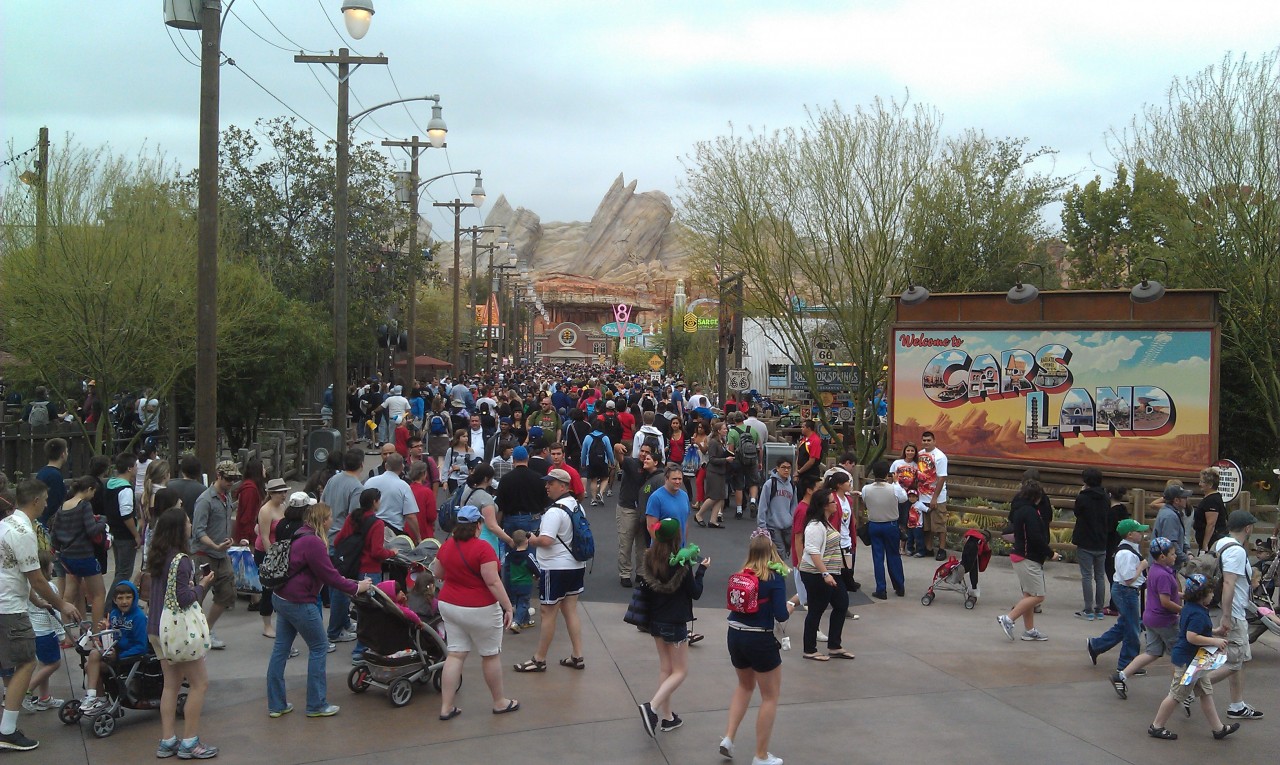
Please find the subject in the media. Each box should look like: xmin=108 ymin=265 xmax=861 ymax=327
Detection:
xmin=53 ymin=476 xmax=107 ymax=626
xmin=140 ymin=459 xmax=170 ymax=533
xmin=797 ymin=488 xmax=852 ymax=660
xmin=445 ymin=430 xmax=477 ymax=493
xmin=824 ymin=470 xmax=860 ymax=593
xmin=691 ymin=420 xmax=709 ymax=509
xmin=235 ymin=456 xmax=267 ymax=547
xmin=696 ymin=420 xmax=731 ymax=528
xmin=720 ymin=532 xmax=794 ymax=764
xmin=430 ymin=505 xmax=517 ymax=721
xmin=146 ymin=506 xmax=217 ymax=759
xmin=254 ymin=480 xmax=289 ymax=638
xmin=997 ymin=480 xmax=1061 ymax=642
xmin=267 ymin=499 xmax=372 ymax=719
xmin=889 ymin=443 xmax=918 ymax=554
xmin=637 ymin=518 xmax=709 ymax=737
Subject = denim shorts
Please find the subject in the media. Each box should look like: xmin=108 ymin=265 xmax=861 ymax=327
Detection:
xmin=34 ymin=633 xmax=62 ymax=665
xmin=61 ymin=555 xmax=102 ymax=577
xmin=650 ymin=621 xmax=689 ymax=645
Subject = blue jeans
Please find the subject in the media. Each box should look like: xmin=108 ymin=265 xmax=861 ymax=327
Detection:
xmin=1089 ymin=583 xmax=1140 ymax=670
xmin=868 ymin=520 xmax=905 ymax=595
xmin=507 ymin=581 xmax=532 ymax=624
xmin=267 ymin=595 xmax=330 ymax=714
xmin=351 ymin=573 xmax=382 ymax=660
xmin=906 ymin=528 xmax=925 ymax=556
xmin=1076 ymin=549 xmax=1107 ymax=613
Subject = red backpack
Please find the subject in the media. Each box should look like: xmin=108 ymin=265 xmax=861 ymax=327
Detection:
xmin=727 ymin=568 xmax=762 ymax=614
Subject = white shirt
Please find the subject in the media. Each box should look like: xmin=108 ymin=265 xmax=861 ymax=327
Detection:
xmin=28 ymin=581 xmax=63 ymax=637
xmin=383 ymin=395 xmax=410 ymax=423
xmin=743 ymin=416 xmax=768 ymax=446
xmin=364 ymin=471 xmax=418 ymax=532
xmin=835 ymin=493 xmax=853 ymax=549
xmin=0 ymin=512 xmax=40 ymax=614
xmin=689 ymin=394 xmax=712 ymax=410
xmin=536 ymin=497 xmax=586 ymax=571
xmin=918 ymin=447 xmax=949 ymax=503
xmin=1214 ymin=536 xmax=1252 ymax=620
xmin=1115 ymin=541 xmax=1144 ymax=587
xmin=134 ymin=459 xmax=151 ymax=500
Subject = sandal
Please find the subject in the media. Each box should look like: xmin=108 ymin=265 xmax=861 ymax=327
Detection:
xmin=828 ymin=650 xmax=856 ymax=660
xmin=492 ymin=699 xmax=520 ymax=715
xmin=688 ymin=633 xmax=704 ymax=645
xmin=439 ymin=707 xmax=462 ymax=721
xmin=802 ymin=652 xmax=830 ymax=661
xmin=559 ymin=656 xmax=586 ymax=670
xmin=513 ymin=657 xmax=547 ymax=673
xmin=1147 ymin=725 xmax=1177 ymax=741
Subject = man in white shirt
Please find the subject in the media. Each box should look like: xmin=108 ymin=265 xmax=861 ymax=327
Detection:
xmin=0 ymin=480 xmax=81 ymax=751
xmin=917 ymin=430 xmax=950 ymax=561
xmin=514 ymin=469 xmax=586 ymax=674
xmin=1207 ymin=510 xmax=1265 ymax=721
xmin=380 ymin=385 xmax=410 ymax=427
xmin=364 ymin=454 xmax=420 ymax=541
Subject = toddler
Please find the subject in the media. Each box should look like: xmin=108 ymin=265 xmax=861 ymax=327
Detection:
xmin=23 ymin=552 xmax=66 ymax=712
xmin=906 ymin=491 xmax=926 ymax=557
xmin=502 ymin=530 xmax=537 ymax=631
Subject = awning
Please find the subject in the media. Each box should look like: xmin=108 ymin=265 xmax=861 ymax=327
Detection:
xmin=393 ymin=354 xmax=453 ymax=368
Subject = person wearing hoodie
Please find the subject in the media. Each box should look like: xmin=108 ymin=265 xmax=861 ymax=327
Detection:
xmin=80 ymin=580 xmax=150 ymax=715
xmin=637 ymin=518 xmax=709 ymax=738
xmin=632 ymin=410 xmax=667 ymax=461
xmin=997 ymin=480 xmax=1062 ymax=642
xmin=755 ymin=460 xmax=798 ymax=562
xmin=1072 ymin=467 xmax=1112 ymax=621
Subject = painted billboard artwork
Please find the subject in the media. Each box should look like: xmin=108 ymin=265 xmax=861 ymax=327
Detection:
xmin=891 ymin=329 xmax=1214 ymax=472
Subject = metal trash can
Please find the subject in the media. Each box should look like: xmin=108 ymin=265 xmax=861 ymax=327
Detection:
xmin=762 ymin=441 xmax=796 ymax=476
xmin=307 ymin=428 xmax=343 ymax=476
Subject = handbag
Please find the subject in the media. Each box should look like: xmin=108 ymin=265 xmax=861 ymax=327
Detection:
xmin=158 ymin=553 xmax=211 ymax=663
xmin=622 ymin=580 xmax=650 ymax=629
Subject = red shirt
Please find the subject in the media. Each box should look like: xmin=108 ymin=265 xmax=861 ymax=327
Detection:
xmin=617 ymin=411 xmax=636 ymax=442
xmin=437 ymin=537 xmax=498 ymax=607
xmin=394 ymin=425 xmax=411 ymax=460
xmin=799 ymin=433 xmax=822 ymax=473
xmin=410 ymin=482 xmax=438 ymax=540
xmin=791 ymin=501 xmax=810 ymax=565
xmin=668 ymin=433 xmax=685 ymax=463
xmin=333 ymin=512 xmax=395 ymax=575
xmin=234 ymin=481 xmax=262 ymax=546
xmin=551 ymin=462 xmax=585 ymax=498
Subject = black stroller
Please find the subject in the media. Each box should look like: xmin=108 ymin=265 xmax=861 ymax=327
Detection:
xmin=58 ymin=625 xmax=187 ymax=738
xmin=346 ymin=586 xmax=448 ymax=707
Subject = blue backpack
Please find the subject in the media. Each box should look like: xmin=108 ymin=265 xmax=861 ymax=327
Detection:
xmin=438 ymin=486 xmax=476 ymax=534
xmin=428 ymin=414 xmax=448 ymax=436
xmin=552 ymin=500 xmax=594 ymax=563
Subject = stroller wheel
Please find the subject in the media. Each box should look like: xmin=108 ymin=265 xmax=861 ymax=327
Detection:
xmin=348 ymin=665 xmax=372 ymax=693
xmin=430 ymin=669 xmax=461 ymax=693
xmin=964 ymin=597 xmax=977 ymax=610
xmin=920 ymin=593 xmax=934 ymax=606
xmin=58 ymin=700 xmax=81 ymax=725
xmin=389 ymin=678 xmax=414 ymax=707
xmin=91 ymin=712 xmax=116 ymax=738
xmin=176 ymin=692 xmax=188 ymax=719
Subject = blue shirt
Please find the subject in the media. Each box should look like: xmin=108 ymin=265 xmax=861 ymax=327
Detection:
xmin=645 ymin=486 xmax=690 ymax=545
xmin=727 ymin=570 xmax=790 ymax=630
xmin=1171 ymin=602 xmax=1213 ymax=667
xmin=36 ymin=465 xmax=66 ymax=526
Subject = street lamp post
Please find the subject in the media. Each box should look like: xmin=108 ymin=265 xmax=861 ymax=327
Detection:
xmin=432 ymin=174 xmax=487 ymax=373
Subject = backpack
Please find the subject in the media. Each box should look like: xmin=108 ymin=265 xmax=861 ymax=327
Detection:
xmin=642 ymin=431 xmax=664 ymax=462
xmin=438 ymin=486 xmax=476 ymax=534
xmin=429 ymin=414 xmax=448 ymax=436
xmin=681 ymin=445 xmax=701 ymax=476
xmin=27 ymin=401 xmax=51 ymax=428
xmin=732 ymin=426 xmax=758 ymax=469
xmin=259 ymin=528 xmax=304 ymax=588
xmin=331 ymin=513 xmax=377 ymax=578
xmin=587 ymin=434 xmax=608 ymax=470
xmin=727 ymin=568 xmax=764 ymax=614
xmin=553 ymin=500 xmax=594 ymax=562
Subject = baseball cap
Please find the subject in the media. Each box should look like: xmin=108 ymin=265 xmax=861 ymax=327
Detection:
xmin=1162 ymin=485 xmax=1193 ymax=501
xmin=216 ymin=459 xmax=242 ymax=478
xmin=1116 ymin=518 xmax=1149 ymax=535
xmin=286 ymin=491 xmax=317 ymax=508
xmin=1148 ymin=536 xmax=1174 ymax=557
xmin=456 ymin=505 xmax=482 ymax=523
xmin=1227 ymin=509 xmax=1258 ymax=530
xmin=512 ymin=446 xmax=529 ymax=461
xmin=605 ymin=400 xmax=616 ymax=409
xmin=542 ymin=468 xmax=572 ymax=484
xmin=500 ymin=416 xmax=512 ymax=425
xmin=655 ymin=517 xmax=680 ymax=542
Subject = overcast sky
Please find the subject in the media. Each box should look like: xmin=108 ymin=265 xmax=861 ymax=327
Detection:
xmin=5 ymin=1 xmax=1280 ymax=238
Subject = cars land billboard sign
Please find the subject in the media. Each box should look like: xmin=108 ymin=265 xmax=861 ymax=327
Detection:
xmin=891 ymin=328 xmax=1214 ymax=472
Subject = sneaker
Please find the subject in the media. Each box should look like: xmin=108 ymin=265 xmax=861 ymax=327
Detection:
xmin=80 ymin=696 xmax=110 ymax=715
xmin=1132 ymin=668 xmax=1147 ymax=677
xmin=719 ymin=736 xmax=735 ymax=759
xmin=327 ymin=642 xmax=337 ymax=653
xmin=1093 ymin=609 xmax=1105 ymax=620
xmin=1074 ymin=610 xmax=1093 ymax=621
xmin=1182 ymin=695 xmax=1193 ymax=717
xmin=934 ymin=549 xmax=947 ymax=561
xmin=621 ymin=577 xmax=633 ymax=588
xmin=751 ymin=754 xmax=783 ymax=765
xmin=1109 ymin=671 xmax=1127 ymax=699
xmin=289 ymin=647 xmax=300 ymax=658
xmin=1086 ymin=639 xmax=1100 ymax=665
xmin=817 ymin=631 xmax=828 ymax=642
xmin=157 ymin=737 xmax=180 ymax=758
xmin=0 ymin=729 xmax=38 ymax=751
xmin=1102 ymin=606 xmax=1119 ymax=617
xmin=997 ymin=615 xmax=1015 ymax=641
xmin=176 ymin=738 xmax=219 ymax=759
xmin=605 ymin=490 xmax=613 ymax=497
xmin=1226 ymin=704 xmax=1264 ymax=720
xmin=269 ymin=703 xmax=294 ymax=718
xmin=748 ymin=499 xmax=758 ymax=515
xmin=735 ymin=510 xmax=743 ymax=520
xmin=1021 ymin=629 xmax=1048 ymax=641
xmin=660 ymin=714 xmax=683 ymax=732
xmin=306 ymin=704 xmax=340 ymax=718
xmin=331 ymin=630 xmax=357 ymax=643
xmin=208 ymin=633 xmax=226 ymax=650
xmin=638 ymin=702 xmax=658 ymax=738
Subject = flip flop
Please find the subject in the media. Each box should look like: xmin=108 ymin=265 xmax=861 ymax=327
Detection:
xmin=802 ymin=653 xmax=829 ymax=661
xmin=492 ymin=700 xmax=520 ymax=715
xmin=828 ymin=651 xmax=856 ymax=660
xmin=439 ymin=707 xmax=462 ymax=721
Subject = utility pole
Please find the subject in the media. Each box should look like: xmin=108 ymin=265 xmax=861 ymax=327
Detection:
xmin=382 ymin=136 xmax=435 ymax=387
xmin=296 ymin=48 xmax=388 ymax=430
xmin=433 ymin=199 xmax=473 ymax=373
xmin=195 ymin=0 xmax=220 ymax=473
xmin=718 ymin=273 xmax=744 ymax=409
xmin=34 ymin=126 xmax=48 ymax=259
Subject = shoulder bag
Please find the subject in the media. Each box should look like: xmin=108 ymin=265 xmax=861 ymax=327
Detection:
xmin=157 ymin=553 xmax=211 ymax=663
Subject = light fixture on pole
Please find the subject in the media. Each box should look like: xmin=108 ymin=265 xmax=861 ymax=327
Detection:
xmin=899 ymin=265 xmax=936 ymax=306
xmin=1006 ymin=261 xmax=1046 ymax=305
xmin=1130 ymin=257 xmax=1168 ymax=303
xmin=340 ymin=0 xmax=374 ymax=39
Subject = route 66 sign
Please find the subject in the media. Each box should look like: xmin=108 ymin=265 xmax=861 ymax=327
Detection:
xmin=728 ymin=369 xmax=750 ymax=391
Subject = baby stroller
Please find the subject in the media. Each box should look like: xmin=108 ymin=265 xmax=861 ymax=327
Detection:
xmin=1248 ymin=531 xmax=1280 ymax=643
xmin=58 ymin=625 xmax=186 ymax=738
xmin=346 ymin=584 xmax=448 ymax=707
xmin=921 ymin=529 xmax=991 ymax=610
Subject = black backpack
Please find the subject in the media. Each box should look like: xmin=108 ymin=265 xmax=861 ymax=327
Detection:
xmin=732 ymin=426 xmax=758 ymax=469
xmin=259 ymin=527 xmax=304 ymax=588
xmin=587 ymin=433 xmax=609 ymax=469
xmin=331 ymin=513 xmax=377 ymax=578
xmin=642 ymin=431 xmax=664 ymax=461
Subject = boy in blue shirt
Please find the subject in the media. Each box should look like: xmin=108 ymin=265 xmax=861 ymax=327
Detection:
xmin=80 ymin=581 xmax=149 ymax=715
xmin=1146 ymin=574 xmax=1239 ymax=741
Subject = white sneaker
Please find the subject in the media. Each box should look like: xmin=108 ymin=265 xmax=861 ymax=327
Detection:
xmin=331 ymin=630 xmax=357 ymax=643
xmin=209 ymin=633 xmax=226 ymax=650
xmin=80 ymin=696 xmax=110 ymax=715
xmin=751 ymin=754 xmax=783 ymax=765
xmin=1021 ymin=629 xmax=1049 ymax=641
xmin=816 ymin=631 xmax=828 ymax=643
xmin=719 ymin=736 xmax=734 ymax=759
xmin=997 ymin=615 xmax=1015 ymax=641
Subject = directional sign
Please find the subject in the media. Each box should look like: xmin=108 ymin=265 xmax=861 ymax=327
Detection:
xmin=727 ymin=368 xmax=750 ymax=391
xmin=648 ymin=354 xmax=664 ymax=371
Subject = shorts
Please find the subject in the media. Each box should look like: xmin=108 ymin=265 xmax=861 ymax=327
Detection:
xmin=1225 ymin=618 xmax=1251 ymax=669
xmin=35 ymin=633 xmax=62 ymax=665
xmin=923 ymin=505 xmax=949 ymax=534
xmin=650 ymin=621 xmax=689 ymax=645
xmin=1169 ymin=664 xmax=1212 ymax=703
xmin=727 ymin=628 xmax=782 ymax=673
xmin=62 ymin=555 xmax=102 ymax=577
xmin=1143 ymin=624 xmax=1178 ymax=658
xmin=197 ymin=554 xmax=236 ymax=609
xmin=726 ymin=470 xmax=745 ymax=493
xmin=586 ymin=463 xmax=610 ymax=480
xmin=0 ymin=612 xmax=36 ymax=667
xmin=438 ymin=601 xmax=504 ymax=656
xmin=538 ymin=568 xmax=585 ymax=605
xmin=1013 ymin=558 xmax=1046 ymax=597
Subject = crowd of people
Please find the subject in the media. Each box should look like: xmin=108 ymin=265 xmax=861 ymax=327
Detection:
xmin=0 ymin=365 xmax=1272 ymax=762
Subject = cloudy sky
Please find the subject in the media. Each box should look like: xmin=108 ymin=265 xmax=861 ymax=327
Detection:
xmin=5 ymin=1 xmax=1280 ymax=237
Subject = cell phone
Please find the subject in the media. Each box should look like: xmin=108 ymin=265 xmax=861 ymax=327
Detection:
xmin=199 ymin=563 xmax=212 ymax=577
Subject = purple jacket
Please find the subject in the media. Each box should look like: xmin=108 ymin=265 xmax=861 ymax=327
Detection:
xmin=148 ymin=552 xmax=206 ymax=637
xmin=273 ymin=525 xmax=360 ymax=604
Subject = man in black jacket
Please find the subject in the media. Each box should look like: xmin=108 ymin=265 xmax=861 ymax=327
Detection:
xmin=495 ymin=446 xmax=547 ymax=538
xmin=1071 ymin=467 xmax=1111 ymax=621
xmin=997 ymin=480 xmax=1061 ymax=642
xmin=615 ymin=444 xmax=660 ymax=588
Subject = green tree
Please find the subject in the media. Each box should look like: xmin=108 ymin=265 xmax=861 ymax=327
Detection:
xmin=618 ymin=345 xmax=651 ymax=373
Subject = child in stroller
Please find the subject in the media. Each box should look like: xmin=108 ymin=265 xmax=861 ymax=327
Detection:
xmin=921 ymin=529 xmax=992 ymax=609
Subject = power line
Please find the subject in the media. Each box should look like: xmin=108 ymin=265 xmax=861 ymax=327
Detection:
xmin=251 ymin=0 xmax=327 ymax=53
xmin=227 ymin=8 xmax=299 ymax=53
xmin=386 ymin=66 xmax=430 ymax=136
xmin=315 ymin=0 xmax=362 ymax=54
xmin=225 ymin=57 xmax=334 ymax=141
xmin=164 ymin=24 xmax=201 ymax=67
xmin=177 ymin=23 xmax=204 ymax=64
